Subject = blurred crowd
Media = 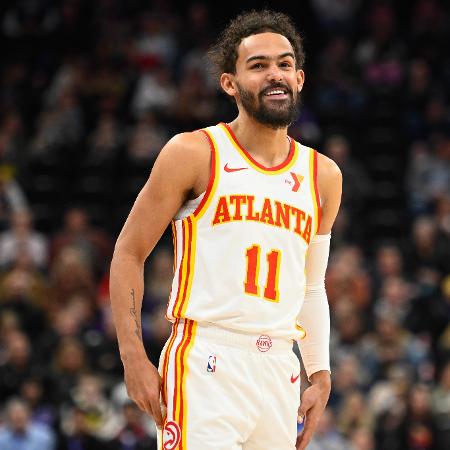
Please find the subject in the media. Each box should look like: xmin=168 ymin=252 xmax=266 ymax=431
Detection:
xmin=0 ymin=0 xmax=449 ymax=449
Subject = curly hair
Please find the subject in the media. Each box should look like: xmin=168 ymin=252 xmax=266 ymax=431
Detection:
xmin=207 ymin=10 xmax=305 ymax=78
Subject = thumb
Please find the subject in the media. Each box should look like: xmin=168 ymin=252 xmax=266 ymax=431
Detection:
xmin=298 ymin=393 xmax=314 ymax=424
xmin=297 ymin=403 xmax=307 ymax=424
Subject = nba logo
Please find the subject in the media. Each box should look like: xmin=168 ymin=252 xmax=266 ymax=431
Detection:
xmin=207 ymin=355 xmax=216 ymax=373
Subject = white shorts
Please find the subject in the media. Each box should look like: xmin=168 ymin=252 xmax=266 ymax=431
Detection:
xmin=158 ymin=319 xmax=301 ymax=450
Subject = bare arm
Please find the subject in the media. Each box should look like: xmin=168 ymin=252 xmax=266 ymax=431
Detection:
xmin=109 ymin=131 xmax=210 ymax=426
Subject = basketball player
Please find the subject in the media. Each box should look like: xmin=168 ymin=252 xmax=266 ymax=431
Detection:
xmin=110 ymin=10 xmax=342 ymax=450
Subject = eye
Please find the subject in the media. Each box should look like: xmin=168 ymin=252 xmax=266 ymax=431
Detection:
xmin=280 ymin=61 xmax=293 ymax=68
xmin=250 ymin=62 xmax=264 ymax=69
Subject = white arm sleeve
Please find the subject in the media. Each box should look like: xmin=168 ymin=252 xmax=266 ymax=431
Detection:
xmin=297 ymin=233 xmax=331 ymax=380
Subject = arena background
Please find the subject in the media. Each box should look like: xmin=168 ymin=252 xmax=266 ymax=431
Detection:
xmin=0 ymin=0 xmax=449 ymax=449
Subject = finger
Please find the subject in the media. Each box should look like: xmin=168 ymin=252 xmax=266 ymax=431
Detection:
xmin=138 ymin=397 xmax=154 ymax=417
xmin=297 ymin=399 xmax=313 ymax=423
xmin=135 ymin=398 xmax=152 ymax=417
xmin=150 ymin=396 xmax=164 ymax=429
xmin=297 ymin=412 xmax=320 ymax=449
xmin=297 ymin=428 xmax=313 ymax=450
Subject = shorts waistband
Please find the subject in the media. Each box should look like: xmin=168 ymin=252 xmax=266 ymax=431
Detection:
xmin=176 ymin=320 xmax=294 ymax=354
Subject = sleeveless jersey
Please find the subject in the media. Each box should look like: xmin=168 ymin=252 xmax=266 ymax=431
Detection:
xmin=166 ymin=123 xmax=321 ymax=340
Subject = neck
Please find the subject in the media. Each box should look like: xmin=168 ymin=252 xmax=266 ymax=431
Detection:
xmin=227 ymin=113 xmax=290 ymax=167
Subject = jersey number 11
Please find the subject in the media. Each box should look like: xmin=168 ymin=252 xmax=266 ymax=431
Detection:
xmin=244 ymin=245 xmax=281 ymax=302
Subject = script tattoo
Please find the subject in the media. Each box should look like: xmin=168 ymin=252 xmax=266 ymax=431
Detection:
xmin=130 ymin=288 xmax=142 ymax=341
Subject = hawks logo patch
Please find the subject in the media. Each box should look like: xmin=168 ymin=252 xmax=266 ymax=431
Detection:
xmin=163 ymin=420 xmax=181 ymax=450
xmin=256 ymin=335 xmax=272 ymax=352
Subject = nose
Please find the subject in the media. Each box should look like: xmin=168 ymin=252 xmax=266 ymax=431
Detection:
xmin=267 ymin=62 xmax=283 ymax=83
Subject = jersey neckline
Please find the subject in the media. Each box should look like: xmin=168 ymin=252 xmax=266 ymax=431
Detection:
xmin=219 ymin=122 xmax=297 ymax=175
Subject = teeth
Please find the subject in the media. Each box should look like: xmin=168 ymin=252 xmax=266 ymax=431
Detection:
xmin=267 ymin=90 xmax=285 ymax=95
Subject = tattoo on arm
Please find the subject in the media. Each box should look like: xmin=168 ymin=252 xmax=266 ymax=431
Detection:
xmin=130 ymin=288 xmax=142 ymax=341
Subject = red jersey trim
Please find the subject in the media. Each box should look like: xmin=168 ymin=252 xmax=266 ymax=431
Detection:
xmin=221 ymin=122 xmax=296 ymax=173
xmin=193 ymin=130 xmax=218 ymax=217
xmin=313 ymin=150 xmax=322 ymax=233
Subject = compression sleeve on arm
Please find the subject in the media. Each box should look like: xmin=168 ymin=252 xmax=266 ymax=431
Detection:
xmin=297 ymin=233 xmax=331 ymax=380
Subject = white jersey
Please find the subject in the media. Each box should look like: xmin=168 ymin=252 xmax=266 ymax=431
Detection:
xmin=166 ymin=123 xmax=321 ymax=340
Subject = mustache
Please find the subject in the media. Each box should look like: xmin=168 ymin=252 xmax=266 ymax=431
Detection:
xmin=259 ymin=83 xmax=294 ymax=97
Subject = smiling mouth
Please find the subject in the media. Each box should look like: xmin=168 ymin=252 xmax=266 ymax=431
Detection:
xmin=262 ymin=87 xmax=291 ymax=100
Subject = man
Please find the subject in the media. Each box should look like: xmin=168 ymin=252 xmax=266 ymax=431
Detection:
xmin=0 ymin=398 xmax=55 ymax=450
xmin=110 ymin=9 xmax=342 ymax=450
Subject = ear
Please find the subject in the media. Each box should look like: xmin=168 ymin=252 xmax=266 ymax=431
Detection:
xmin=296 ymin=69 xmax=305 ymax=94
xmin=220 ymin=73 xmax=237 ymax=97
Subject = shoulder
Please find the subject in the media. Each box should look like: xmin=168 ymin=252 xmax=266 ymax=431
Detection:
xmin=316 ymin=151 xmax=342 ymax=185
xmin=161 ymin=130 xmax=212 ymax=161
xmin=147 ymin=130 xmax=212 ymax=197
xmin=154 ymin=130 xmax=211 ymax=176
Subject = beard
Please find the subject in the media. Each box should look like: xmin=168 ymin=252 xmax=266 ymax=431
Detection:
xmin=236 ymin=82 xmax=300 ymax=129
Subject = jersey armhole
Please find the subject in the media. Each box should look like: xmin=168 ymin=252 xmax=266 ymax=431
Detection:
xmin=310 ymin=149 xmax=322 ymax=234
xmin=192 ymin=129 xmax=219 ymax=219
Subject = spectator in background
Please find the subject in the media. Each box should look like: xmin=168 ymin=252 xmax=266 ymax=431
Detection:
xmin=0 ymin=166 xmax=29 ymax=231
xmin=144 ymin=248 xmax=174 ymax=307
xmin=403 ymin=59 xmax=432 ymax=140
xmin=361 ymin=307 xmax=431 ymax=384
xmin=326 ymin=244 xmax=372 ymax=310
xmin=315 ymin=36 xmax=367 ymax=116
xmin=404 ymin=216 xmax=450 ymax=284
xmin=337 ymin=390 xmax=374 ymax=438
xmin=311 ymin=0 xmax=361 ymax=30
xmin=350 ymin=427 xmax=375 ymax=450
xmin=58 ymin=406 xmax=110 ymax=450
xmin=325 ymin=135 xmax=371 ymax=221
xmin=30 ymin=88 xmax=85 ymax=158
xmin=49 ymin=247 xmax=96 ymax=311
xmin=307 ymin=409 xmax=350 ymax=450
xmin=88 ymin=111 xmax=123 ymax=164
xmin=0 ymin=112 xmax=26 ymax=169
xmin=112 ymin=401 xmax=157 ymax=450
xmin=431 ymin=361 xmax=450 ymax=449
xmin=0 ymin=211 xmax=48 ymax=270
xmin=59 ymin=374 xmax=122 ymax=441
xmin=133 ymin=13 xmax=178 ymax=70
xmin=388 ymin=384 xmax=437 ymax=450
xmin=0 ymin=398 xmax=55 ymax=450
xmin=0 ymin=260 xmax=48 ymax=340
xmin=85 ymin=306 xmax=122 ymax=378
xmin=0 ymin=330 xmax=43 ymax=400
xmin=50 ymin=337 xmax=89 ymax=405
xmin=406 ymin=136 xmax=450 ymax=215
xmin=50 ymin=207 xmax=113 ymax=277
xmin=373 ymin=244 xmax=405 ymax=285
xmin=433 ymin=276 xmax=450 ymax=359
xmin=435 ymin=195 xmax=450 ymax=236
xmin=20 ymin=377 xmax=56 ymax=428
xmin=354 ymin=3 xmax=404 ymax=91
xmin=126 ymin=113 xmax=169 ymax=162
xmin=174 ymin=67 xmax=219 ymax=126
xmin=143 ymin=305 xmax=171 ymax=367
xmin=329 ymin=355 xmax=365 ymax=407
xmin=374 ymin=275 xmax=415 ymax=325
xmin=131 ymin=67 xmax=176 ymax=118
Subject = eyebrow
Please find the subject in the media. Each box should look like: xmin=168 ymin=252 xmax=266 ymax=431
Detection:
xmin=246 ymin=52 xmax=295 ymax=64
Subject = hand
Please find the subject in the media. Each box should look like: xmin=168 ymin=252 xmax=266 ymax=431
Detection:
xmin=123 ymin=353 xmax=164 ymax=429
xmin=296 ymin=372 xmax=331 ymax=450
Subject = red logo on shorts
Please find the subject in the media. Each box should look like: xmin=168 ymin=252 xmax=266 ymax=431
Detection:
xmin=163 ymin=420 xmax=181 ymax=450
xmin=256 ymin=335 xmax=272 ymax=352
